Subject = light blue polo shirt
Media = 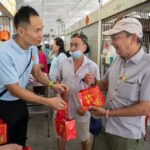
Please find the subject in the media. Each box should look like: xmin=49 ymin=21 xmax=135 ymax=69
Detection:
xmin=0 ymin=38 xmax=39 ymax=101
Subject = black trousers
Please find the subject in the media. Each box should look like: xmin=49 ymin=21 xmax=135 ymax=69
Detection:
xmin=0 ymin=100 xmax=28 ymax=147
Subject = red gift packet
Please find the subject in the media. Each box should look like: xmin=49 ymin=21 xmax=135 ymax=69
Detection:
xmin=0 ymin=119 xmax=7 ymax=145
xmin=77 ymin=86 xmax=104 ymax=110
xmin=55 ymin=119 xmax=76 ymax=141
xmin=55 ymin=109 xmax=76 ymax=141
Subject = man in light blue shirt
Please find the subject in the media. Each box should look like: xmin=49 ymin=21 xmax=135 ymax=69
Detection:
xmin=0 ymin=6 xmax=67 ymax=147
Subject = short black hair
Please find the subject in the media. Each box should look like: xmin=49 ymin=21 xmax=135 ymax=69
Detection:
xmin=84 ymin=42 xmax=90 ymax=54
xmin=37 ymin=45 xmax=42 ymax=50
xmin=14 ymin=5 xmax=39 ymax=29
xmin=71 ymin=32 xmax=88 ymax=45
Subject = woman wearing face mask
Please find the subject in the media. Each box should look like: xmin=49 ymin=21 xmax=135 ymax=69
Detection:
xmin=48 ymin=38 xmax=67 ymax=81
xmin=56 ymin=33 xmax=100 ymax=150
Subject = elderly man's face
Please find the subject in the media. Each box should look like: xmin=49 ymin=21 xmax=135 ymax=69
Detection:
xmin=70 ymin=37 xmax=86 ymax=52
xmin=111 ymin=31 xmax=133 ymax=58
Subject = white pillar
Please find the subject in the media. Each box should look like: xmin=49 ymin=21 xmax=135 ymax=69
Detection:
xmin=97 ymin=0 xmax=102 ymax=78
xmin=9 ymin=19 xmax=14 ymax=36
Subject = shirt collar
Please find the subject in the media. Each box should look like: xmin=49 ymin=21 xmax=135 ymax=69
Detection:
xmin=122 ymin=47 xmax=145 ymax=64
xmin=8 ymin=37 xmax=32 ymax=55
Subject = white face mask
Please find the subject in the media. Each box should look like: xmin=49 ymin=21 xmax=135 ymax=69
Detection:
xmin=69 ymin=50 xmax=82 ymax=59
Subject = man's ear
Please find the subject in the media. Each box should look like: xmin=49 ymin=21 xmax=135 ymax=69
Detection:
xmin=131 ymin=34 xmax=137 ymax=41
xmin=83 ymin=43 xmax=87 ymax=53
xmin=130 ymin=34 xmax=138 ymax=45
xmin=16 ymin=26 xmax=25 ymax=37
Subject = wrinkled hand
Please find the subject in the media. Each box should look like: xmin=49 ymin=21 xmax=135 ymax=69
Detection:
xmin=53 ymin=83 xmax=69 ymax=93
xmin=83 ymin=73 xmax=96 ymax=85
xmin=47 ymin=97 xmax=67 ymax=110
xmin=76 ymin=107 xmax=86 ymax=116
xmin=0 ymin=144 xmax=22 ymax=150
xmin=88 ymin=106 xmax=106 ymax=117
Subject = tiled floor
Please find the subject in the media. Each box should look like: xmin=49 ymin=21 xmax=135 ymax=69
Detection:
xmin=26 ymin=86 xmax=82 ymax=150
xmin=26 ymin=109 xmax=82 ymax=150
xmin=26 ymin=110 xmax=150 ymax=150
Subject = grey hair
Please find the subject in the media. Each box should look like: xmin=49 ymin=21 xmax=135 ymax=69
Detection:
xmin=123 ymin=31 xmax=142 ymax=45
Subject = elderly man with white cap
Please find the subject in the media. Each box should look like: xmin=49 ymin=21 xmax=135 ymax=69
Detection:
xmin=84 ymin=17 xmax=150 ymax=150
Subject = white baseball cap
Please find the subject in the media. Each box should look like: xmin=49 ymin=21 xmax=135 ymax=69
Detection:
xmin=102 ymin=18 xmax=143 ymax=38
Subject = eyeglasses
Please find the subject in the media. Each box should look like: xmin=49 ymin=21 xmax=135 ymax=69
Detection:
xmin=110 ymin=34 xmax=131 ymax=41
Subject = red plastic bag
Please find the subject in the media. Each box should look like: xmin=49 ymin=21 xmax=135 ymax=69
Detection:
xmin=55 ymin=109 xmax=67 ymax=120
xmin=55 ymin=109 xmax=76 ymax=141
xmin=77 ymin=86 xmax=104 ymax=110
xmin=22 ymin=146 xmax=31 ymax=150
xmin=0 ymin=119 xmax=7 ymax=145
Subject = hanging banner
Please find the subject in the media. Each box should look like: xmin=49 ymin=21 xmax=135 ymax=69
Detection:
xmin=85 ymin=15 xmax=89 ymax=26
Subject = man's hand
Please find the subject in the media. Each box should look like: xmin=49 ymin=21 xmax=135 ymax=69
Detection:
xmin=88 ymin=106 xmax=106 ymax=117
xmin=46 ymin=97 xmax=67 ymax=110
xmin=0 ymin=144 xmax=22 ymax=150
xmin=53 ymin=83 xmax=69 ymax=93
xmin=76 ymin=107 xmax=86 ymax=116
xmin=83 ymin=73 xmax=96 ymax=85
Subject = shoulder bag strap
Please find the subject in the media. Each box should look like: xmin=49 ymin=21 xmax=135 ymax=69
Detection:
xmin=0 ymin=51 xmax=32 ymax=97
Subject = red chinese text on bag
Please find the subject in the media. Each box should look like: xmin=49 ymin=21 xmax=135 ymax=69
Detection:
xmin=55 ymin=119 xmax=76 ymax=141
xmin=55 ymin=109 xmax=76 ymax=141
xmin=0 ymin=119 xmax=7 ymax=145
xmin=77 ymin=86 xmax=104 ymax=110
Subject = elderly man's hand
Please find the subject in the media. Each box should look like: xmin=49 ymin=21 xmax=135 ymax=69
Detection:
xmin=88 ymin=106 xmax=107 ymax=117
xmin=83 ymin=73 xmax=96 ymax=85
